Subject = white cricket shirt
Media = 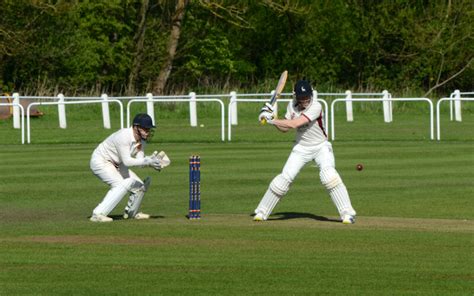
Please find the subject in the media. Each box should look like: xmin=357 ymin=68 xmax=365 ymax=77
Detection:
xmin=285 ymin=99 xmax=327 ymax=146
xmin=92 ymin=128 xmax=146 ymax=167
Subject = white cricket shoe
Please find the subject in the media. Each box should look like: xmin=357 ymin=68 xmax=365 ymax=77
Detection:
xmin=90 ymin=214 xmax=113 ymax=223
xmin=253 ymin=212 xmax=266 ymax=221
xmin=134 ymin=212 xmax=150 ymax=220
xmin=342 ymin=214 xmax=355 ymax=224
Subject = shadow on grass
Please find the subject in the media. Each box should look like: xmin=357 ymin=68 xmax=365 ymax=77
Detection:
xmin=268 ymin=212 xmax=340 ymax=222
xmin=98 ymin=214 xmax=165 ymax=220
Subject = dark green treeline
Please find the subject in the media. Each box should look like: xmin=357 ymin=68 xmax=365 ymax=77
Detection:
xmin=0 ymin=0 xmax=472 ymax=96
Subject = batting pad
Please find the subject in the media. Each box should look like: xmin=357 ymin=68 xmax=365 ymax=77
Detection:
xmin=269 ymin=174 xmax=291 ymax=196
xmin=319 ymin=167 xmax=342 ymax=190
xmin=255 ymin=188 xmax=282 ymax=220
xmin=329 ymin=183 xmax=356 ymax=217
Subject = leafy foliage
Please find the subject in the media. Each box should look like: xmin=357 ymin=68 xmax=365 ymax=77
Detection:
xmin=0 ymin=0 xmax=472 ymax=96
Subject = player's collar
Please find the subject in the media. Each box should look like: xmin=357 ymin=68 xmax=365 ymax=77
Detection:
xmin=293 ymin=98 xmax=313 ymax=111
xmin=130 ymin=127 xmax=140 ymax=143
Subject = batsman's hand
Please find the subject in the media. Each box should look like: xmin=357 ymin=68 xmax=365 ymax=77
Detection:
xmin=258 ymin=111 xmax=274 ymax=124
xmin=260 ymin=102 xmax=274 ymax=114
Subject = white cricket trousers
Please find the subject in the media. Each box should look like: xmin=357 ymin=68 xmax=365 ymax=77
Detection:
xmin=255 ymin=141 xmax=356 ymax=220
xmin=90 ymin=156 xmax=143 ymax=216
xmin=284 ymin=141 xmax=356 ymax=217
xmin=283 ymin=141 xmax=335 ymax=181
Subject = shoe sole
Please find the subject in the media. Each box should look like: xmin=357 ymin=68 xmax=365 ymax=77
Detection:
xmin=90 ymin=218 xmax=113 ymax=222
xmin=342 ymin=219 xmax=355 ymax=224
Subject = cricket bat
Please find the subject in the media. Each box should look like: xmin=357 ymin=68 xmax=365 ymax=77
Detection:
xmin=260 ymin=70 xmax=288 ymax=125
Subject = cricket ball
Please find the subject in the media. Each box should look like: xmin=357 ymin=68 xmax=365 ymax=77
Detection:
xmin=356 ymin=164 xmax=363 ymax=171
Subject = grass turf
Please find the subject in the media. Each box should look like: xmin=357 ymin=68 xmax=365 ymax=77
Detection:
xmin=0 ymin=140 xmax=473 ymax=295
xmin=0 ymin=104 xmax=473 ymax=295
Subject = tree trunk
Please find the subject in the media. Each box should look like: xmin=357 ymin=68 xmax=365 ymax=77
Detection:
xmin=153 ymin=0 xmax=188 ymax=94
xmin=127 ymin=0 xmax=150 ymax=95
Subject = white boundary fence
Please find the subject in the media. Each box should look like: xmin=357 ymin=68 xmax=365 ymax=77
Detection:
xmin=26 ymin=99 xmax=123 ymax=143
xmin=318 ymin=91 xmax=392 ymax=122
xmin=0 ymin=102 xmax=25 ymax=144
xmin=8 ymin=94 xmax=119 ymax=129
xmin=127 ymin=96 xmax=226 ymax=142
xmin=330 ymin=97 xmax=434 ymax=140
xmin=436 ymin=97 xmax=474 ymax=140
xmin=227 ymin=91 xmax=329 ymax=141
xmin=449 ymin=90 xmax=474 ymax=122
xmin=3 ymin=90 xmax=472 ymax=143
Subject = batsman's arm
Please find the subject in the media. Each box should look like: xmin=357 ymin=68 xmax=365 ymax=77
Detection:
xmin=271 ymin=116 xmax=309 ymax=132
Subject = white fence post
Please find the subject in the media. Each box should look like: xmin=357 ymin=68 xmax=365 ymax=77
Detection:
xmin=12 ymin=92 xmax=20 ymax=129
xmin=146 ymin=93 xmax=155 ymax=123
xmin=454 ymin=89 xmax=462 ymax=122
xmin=345 ymin=90 xmax=353 ymax=122
xmin=383 ymin=90 xmax=392 ymax=122
xmin=313 ymin=90 xmax=318 ymax=100
xmin=189 ymin=92 xmax=197 ymax=126
xmin=230 ymin=91 xmax=238 ymax=125
xmin=57 ymin=93 xmax=67 ymax=128
xmin=101 ymin=93 xmax=111 ymax=129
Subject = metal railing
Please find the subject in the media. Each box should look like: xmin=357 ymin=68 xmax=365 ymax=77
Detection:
xmin=127 ymin=97 xmax=226 ymax=142
xmin=437 ymin=97 xmax=474 ymax=140
xmin=2 ymin=90 xmax=473 ymax=143
xmin=26 ymin=100 xmax=123 ymax=144
xmin=330 ymin=97 xmax=434 ymax=140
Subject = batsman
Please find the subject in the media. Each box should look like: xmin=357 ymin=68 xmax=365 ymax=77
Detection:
xmin=255 ymin=79 xmax=357 ymax=224
xmin=89 ymin=113 xmax=170 ymax=222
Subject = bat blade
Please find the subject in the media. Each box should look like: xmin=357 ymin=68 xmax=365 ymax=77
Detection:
xmin=269 ymin=70 xmax=288 ymax=106
xmin=261 ymin=70 xmax=288 ymax=125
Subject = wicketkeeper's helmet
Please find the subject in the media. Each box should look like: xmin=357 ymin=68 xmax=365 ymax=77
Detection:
xmin=133 ymin=113 xmax=156 ymax=128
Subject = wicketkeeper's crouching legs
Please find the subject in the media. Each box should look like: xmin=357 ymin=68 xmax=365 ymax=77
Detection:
xmin=91 ymin=177 xmax=150 ymax=222
xmin=254 ymin=174 xmax=291 ymax=221
xmin=320 ymin=167 xmax=356 ymax=223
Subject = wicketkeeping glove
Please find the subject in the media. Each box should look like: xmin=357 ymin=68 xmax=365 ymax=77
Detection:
xmin=153 ymin=151 xmax=171 ymax=169
xmin=143 ymin=155 xmax=162 ymax=170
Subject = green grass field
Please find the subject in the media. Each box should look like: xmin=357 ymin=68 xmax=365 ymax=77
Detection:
xmin=0 ymin=102 xmax=473 ymax=295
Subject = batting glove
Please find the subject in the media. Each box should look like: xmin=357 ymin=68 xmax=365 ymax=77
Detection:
xmin=258 ymin=111 xmax=274 ymax=122
xmin=260 ymin=102 xmax=274 ymax=114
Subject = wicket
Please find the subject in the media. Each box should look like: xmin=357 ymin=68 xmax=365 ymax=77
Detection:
xmin=188 ymin=155 xmax=201 ymax=219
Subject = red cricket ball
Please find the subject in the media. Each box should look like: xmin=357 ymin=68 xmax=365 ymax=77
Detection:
xmin=356 ymin=164 xmax=364 ymax=171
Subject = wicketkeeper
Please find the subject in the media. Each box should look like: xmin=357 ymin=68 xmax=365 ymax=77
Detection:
xmin=255 ymin=80 xmax=357 ymax=224
xmin=89 ymin=113 xmax=170 ymax=222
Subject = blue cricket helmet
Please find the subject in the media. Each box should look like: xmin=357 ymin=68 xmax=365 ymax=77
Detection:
xmin=133 ymin=113 xmax=156 ymax=128
xmin=294 ymin=80 xmax=313 ymax=99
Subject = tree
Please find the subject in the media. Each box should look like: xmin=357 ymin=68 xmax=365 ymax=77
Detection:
xmin=127 ymin=0 xmax=151 ymax=95
xmin=153 ymin=0 xmax=189 ymax=94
